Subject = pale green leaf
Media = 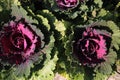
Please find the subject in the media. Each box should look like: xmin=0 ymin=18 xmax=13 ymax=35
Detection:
xmin=94 ymin=0 xmax=103 ymax=8
xmin=98 ymin=9 xmax=107 ymax=17
xmin=92 ymin=10 xmax=97 ymax=17
xmin=15 ymin=61 xmax=33 ymax=77
xmin=107 ymin=21 xmax=120 ymax=50
xmin=80 ymin=4 xmax=88 ymax=11
xmin=36 ymin=15 xmax=50 ymax=31
xmin=0 ymin=0 xmax=13 ymax=10
xmin=30 ymin=53 xmax=58 ymax=80
xmin=105 ymin=49 xmax=117 ymax=65
xmin=54 ymin=20 xmax=66 ymax=37
xmin=0 ymin=5 xmax=2 ymax=12
xmin=107 ymin=21 xmax=119 ymax=32
xmin=93 ymin=72 xmax=107 ymax=80
xmin=98 ymin=62 xmax=112 ymax=75
xmin=73 ymin=73 xmax=84 ymax=80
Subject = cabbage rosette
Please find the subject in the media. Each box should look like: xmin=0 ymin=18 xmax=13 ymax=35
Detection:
xmin=0 ymin=1 xmax=57 ymax=80
xmin=64 ymin=20 xmax=120 ymax=79
xmin=43 ymin=0 xmax=81 ymax=19
xmin=43 ymin=0 xmax=104 ymax=20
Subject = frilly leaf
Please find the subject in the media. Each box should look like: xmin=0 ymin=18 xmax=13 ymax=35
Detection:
xmin=14 ymin=51 xmax=44 ymax=78
xmin=0 ymin=5 xmax=2 ymax=12
xmin=35 ymin=10 xmax=56 ymax=39
xmin=105 ymin=49 xmax=117 ymax=65
xmin=107 ymin=21 xmax=120 ymax=50
xmin=95 ymin=49 xmax=117 ymax=75
xmin=36 ymin=15 xmax=50 ymax=30
xmin=29 ymin=52 xmax=58 ymax=80
xmin=98 ymin=9 xmax=107 ymax=17
xmin=36 ymin=10 xmax=56 ymax=25
xmin=15 ymin=62 xmax=33 ymax=77
xmin=11 ymin=0 xmax=38 ymax=24
xmin=116 ymin=60 xmax=120 ymax=73
xmin=80 ymin=4 xmax=88 ymax=11
xmin=97 ymin=63 xmax=112 ymax=75
xmin=72 ymin=73 xmax=84 ymax=80
xmin=36 ymin=10 xmax=56 ymax=31
xmin=35 ymin=9 xmax=66 ymax=41
xmin=93 ymin=71 xmax=108 ymax=80
xmin=0 ymin=0 xmax=13 ymax=10
xmin=94 ymin=0 xmax=103 ymax=8
xmin=0 ymin=0 xmax=12 ymax=24
xmin=43 ymin=35 xmax=55 ymax=55
xmin=43 ymin=35 xmax=55 ymax=61
xmin=54 ymin=20 xmax=66 ymax=37
xmin=0 ymin=69 xmax=16 ymax=80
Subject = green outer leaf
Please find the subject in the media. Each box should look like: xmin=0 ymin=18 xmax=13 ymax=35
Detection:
xmin=11 ymin=1 xmax=38 ymax=24
xmin=29 ymin=53 xmax=58 ymax=80
xmin=94 ymin=48 xmax=117 ymax=75
xmin=107 ymin=21 xmax=120 ymax=50
xmin=94 ymin=0 xmax=103 ymax=8
xmin=98 ymin=9 xmax=107 ymax=17
xmin=0 ymin=5 xmax=2 ymax=12
xmin=43 ymin=35 xmax=55 ymax=63
xmin=14 ymin=51 xmax=44 ymax=78
xmin=36 ymin=15 xmax=50 ymax=31
xmin=36 ymin=10 xmax=56 ymax=31
xmin=80 ymin=4 xmax=88 ymax=11
xmin=54 ymin=19 xmax=66 ymax=37
xmin=0 ymin=69 xmax=16 ymax=80
xmin=63 ymin=25 xmax=85 ymax=80
xmin=72 ymin=73 xmax=84 ymax=80
xmin=93 ymin=71 xmax=107 ymax=80
xmin=105 ymin=49 xmax=117 ymax=65
xmin=15 ymin=61 xmax=33 ymax=77
xmin=97 ymin=62 xmax=112 ymax=75
xmin=36 ymin=9 xmax=66 ymax=41
xmin=0 ymin=0 xmax=13 ymax=10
